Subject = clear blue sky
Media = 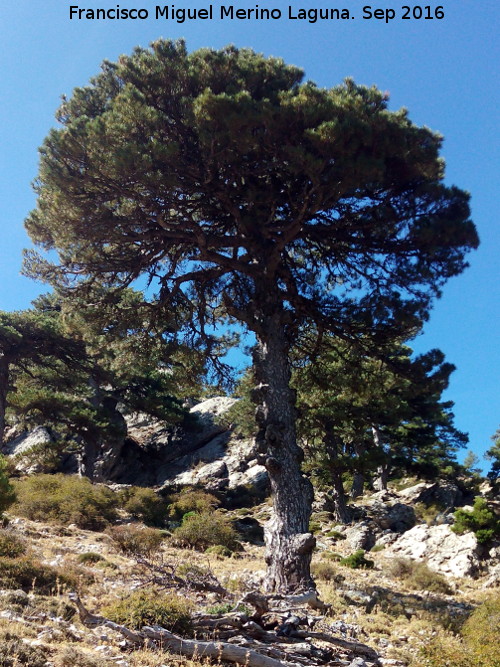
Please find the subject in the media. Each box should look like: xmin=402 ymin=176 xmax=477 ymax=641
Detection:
xmin=1 ymin=1 xmax=499 ymax=467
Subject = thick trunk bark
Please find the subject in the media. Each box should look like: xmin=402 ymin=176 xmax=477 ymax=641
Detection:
xmin=350 ymin=471 xmax=365 ymax=499
xmin=252 ymin=313 xmax=315 ymax=595
xmin=330 ymin=468 xmax=351 ymax=524
xmin=0 ymin=356 xmax=10 ymax=446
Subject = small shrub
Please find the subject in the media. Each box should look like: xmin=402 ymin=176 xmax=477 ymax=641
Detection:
xmin=77 ymin=552 xmax=105 ymax=564
xmin=172 ymin=511 xmax=238 ymax=551
xmin=339 ymin=549 xmax=374 ymax=569
xmin=168 ymin=488 xmax=220 ymax=521
xmin=461 ymin=595 xmax=500 ymax=666
xmin=13 ymin=474 xmax=118 ymax=530
xmin=53 ymin=646 xmax=109 ymax=667
xmin=0 ymin=455 xmax=16 ymax=516
xmin=371 ymin=544 xmax=385 ymax=552
xmin=415 ymin=502 xmax=446 ymax=526
xmin=106 ymin=524 xmax=165 ymax=558
xmin=389 ymin=558 xmax=451 ymax=594
xmin=0 ymin=638 xmax=48 ymax=667
xmin=122 ymin=487 xmax=169 ymax=527
xmin=205 ymin=544 xmax=233 ymax=558
xmin=206 ymin=602 xmax=251 ymax=615
xmin=0 ymin=556 xmax=78 ymax=593
xmin=0 ymin=530 xmax=26 ymax=558
xmin=326 ymin=530 xmax=346 ymax=540
xmin=420 ymin=631 xmax=474 ymax=667
xmin=102 ymin=590 xmax=192 ymax=635
xmin=452 ymin=497 xmax=500 ymax=544
xmin=311 ymin=560 xmax=338 ymax=581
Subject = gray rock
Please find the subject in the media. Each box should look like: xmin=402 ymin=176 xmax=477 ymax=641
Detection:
xmin=384 ymin=524 xmax=482 ymax=578
xmin=367 ymin=501 xmax=416 ymax=533
xmin=345 ymin=523 xmax=376 ymax=551
xmin=399 ymin=481 xmax=463 ymax=510
xmin=3 ymin=426 xmax=53 ymax=457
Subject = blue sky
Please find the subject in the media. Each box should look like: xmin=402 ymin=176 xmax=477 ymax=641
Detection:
xmin=0 ymin=0 xmax=499 ymax=467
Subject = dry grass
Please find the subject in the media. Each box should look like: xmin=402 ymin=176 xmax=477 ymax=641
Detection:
xmin=0 ymin=510 xmax=495 ymax=667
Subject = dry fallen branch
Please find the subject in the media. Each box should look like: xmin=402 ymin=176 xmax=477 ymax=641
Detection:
xmin=69 ymin=592 xmax=298 ymax=666
xmin=69 ymin=592 xmax=378 ymax=666
xmin=135 ymin=555 xmax=229 ymax=597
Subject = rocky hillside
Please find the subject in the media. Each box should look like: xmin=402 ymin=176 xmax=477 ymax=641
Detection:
xmin=1 ymin=397 xmax=500 ymax=666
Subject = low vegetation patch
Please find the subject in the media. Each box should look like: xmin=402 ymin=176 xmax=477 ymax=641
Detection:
xmin=389 ymin=558 xmax=452 ymax=594
xmin=168 ymin=488 xmax=220 ymax=521
xmin=119 ymin=486 xmax=169 ymax=527
xmin=77 ymin=551 xmax=105 ymax=564
xmin=106 ymin=524 xmax=165 ymax=557
xmin=419 ymin=596 xmax=500 ymax=666
xmin=339 ymin=549 xmax=374 ymax=569
xmin=0 ymin=637 xmax=49 ymax=667
xmin=102 ymin=589 xmax=193 ymax=635
xmin=311 ymin=560 xmax=338 ymax=581
xmin=0 ymin=555 xmax=79 ymax=593
xmin=13 ymin=474 xmax=118 ymax=530
xmin=0 ymin=530 xmax=26 ymax=558
xmin=172 ymin=511 xmax=239 ymax=551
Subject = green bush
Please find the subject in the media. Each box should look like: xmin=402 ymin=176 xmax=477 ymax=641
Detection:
xmin=106 ymin=524 xmax=165 ymax=557
xmin=0 ymin=556 xmax=78 ymax=593
xmin=0 ymin=454 xmax=16 ymax=516
xmin=339 ymin=549 xmax=374 ymax=569
xmin=172 ymin=511 xmax=238 ymax=551
xmin=168 ymin=488 xmax=220 ymax=521
xmin=102 ymin=590 xmax=192 ymax=635
xmin=0 ymin=530 xmax=26 ymax=558
xmin=13 ymin=474 xmax=118 ymax=530
xmin=325 ymin=530 xmax=346 ymax=540
xmin=461 ymin=596 xmax=500 ymax=666
xmin=452 ymin=497 xmax=500 ymax=544
xmin=77 ymin=552 xmax=105 ymax=564
xmin=121 ymin=487 xmax=169 ymax=527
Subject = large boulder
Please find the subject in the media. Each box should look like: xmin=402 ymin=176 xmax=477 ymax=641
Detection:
xmin=398 ymin=481 xmax=464 ymax=510
xmin=2 ymin=427 xmax=57 ymax=474
xmin=2 ymin=426 xmax=54 ymax=457
xmin=384 ymin=524 xmax=483 ymax=578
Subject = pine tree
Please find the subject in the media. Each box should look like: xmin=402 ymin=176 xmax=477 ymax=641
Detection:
xmin=8 ymin=289 xmax=205 ymax=480
xmin=24 ymin=41 xmax=478 ymax=593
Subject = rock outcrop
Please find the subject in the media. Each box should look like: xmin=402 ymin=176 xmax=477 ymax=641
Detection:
xmin=383 ymin=523 xmax=485 ymax=578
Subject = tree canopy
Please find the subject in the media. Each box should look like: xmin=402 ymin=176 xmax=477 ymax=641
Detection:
xmin=24 ymin=40 xmax=478 ymax=594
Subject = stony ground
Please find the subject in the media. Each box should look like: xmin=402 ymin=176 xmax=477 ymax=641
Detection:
xmin=1 ymin=505 xmax=498 ymax=667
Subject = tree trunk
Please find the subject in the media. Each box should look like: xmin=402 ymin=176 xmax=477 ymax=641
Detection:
xmin=374 ymin=464 xmax=389 ymax=491
xmin=330 ymin=467 xmax=351 ymax=524
xmin=79 ymin=438 xmax=99 ymax=481
xmin=0 ymin=356 xmax=10 ymax=445
xmin=350 ymin=471 xmax=364 ymax=499
xmin=350 ymin=442 xmax=365 ymax=498
xmin=252 ymin=313 xmax=315 ymax=595
xmin=372 ymin=426 xmax=389 ymax=491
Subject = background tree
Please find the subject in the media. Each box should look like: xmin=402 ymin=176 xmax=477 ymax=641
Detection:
xmin=8 ymin=289 xmax=205 ymax=480
xmin=24 ymin=41 xmax=478 ymax=594
xmin=0 ymin=306 xmax=85 ymax=445
xmin=485 ymin=428 xmax=500 ymax=482
xmin=289 ymin=339 xmax=466 ymax=520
